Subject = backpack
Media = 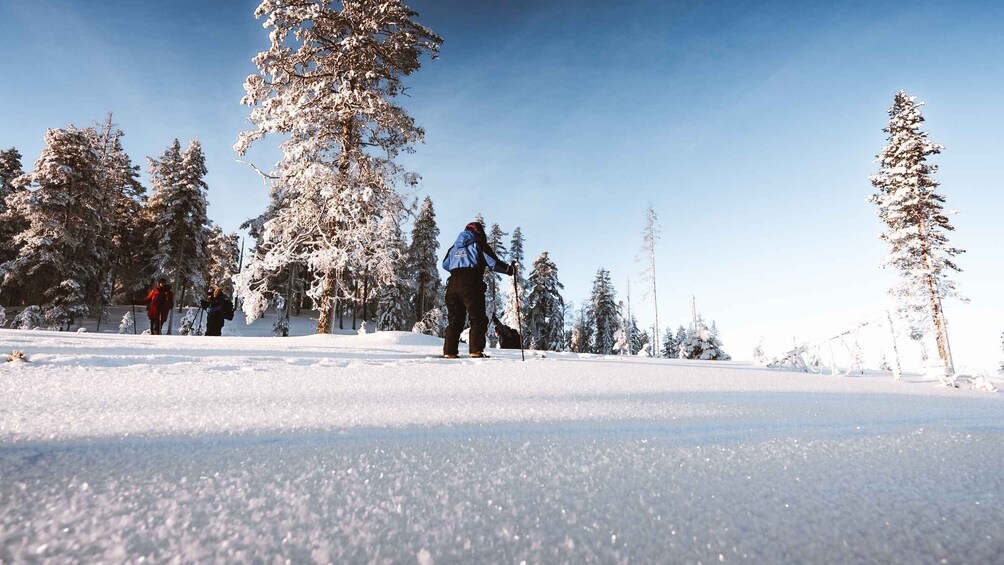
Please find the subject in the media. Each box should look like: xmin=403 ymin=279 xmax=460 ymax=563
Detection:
xmin=222 ymin=299 xmax=235 ymax=321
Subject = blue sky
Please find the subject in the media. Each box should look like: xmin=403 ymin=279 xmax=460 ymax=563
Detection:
xmin=1 ymin=0 xmax=1001 ymax=369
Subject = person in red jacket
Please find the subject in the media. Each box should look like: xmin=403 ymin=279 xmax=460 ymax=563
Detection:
xmin=144 ymin=278 xmax=174 ymax=335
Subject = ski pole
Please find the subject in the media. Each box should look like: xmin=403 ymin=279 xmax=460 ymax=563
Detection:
xmin=131 ymin=303 xmax=137 ymax=334
xmin=513 ymin=266 xmax=525 ymax=362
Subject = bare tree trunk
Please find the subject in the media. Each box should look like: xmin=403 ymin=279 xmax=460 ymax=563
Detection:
xmin=918 ymin=223 xmax=954 ymax=378
xmin=650 ymin=251 xmax=659 ymax=356
xmin=352 ymin=279 xmax=358 ymax=330
xmin=927 ymin=274 xmax=954 ymax=377
xmin=361 ymin=275 xmax=369 ymax=323
xmin=167 ymin=244 xmax=185 ymax=335
xmin=416 ymin=274 xmax=425 ymax=323
xmin=626 ymin=277 xmax=633 ymax=354
xmin=316 ymin=271 xmax=338 ymax=334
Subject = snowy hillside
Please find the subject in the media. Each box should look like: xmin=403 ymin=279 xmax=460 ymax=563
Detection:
xmin=1 ymin=328 xmax=1002 ymax=563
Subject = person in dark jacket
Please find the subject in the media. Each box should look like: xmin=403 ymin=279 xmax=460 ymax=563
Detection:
xmin=200 ymin=287 xmax=232 ymax=337
xmin=144 ymin=278 xmax=174 ymax=335
xmin=441 ymin=221 xmax=515 ymax=358
xmin=493 ymin=314 xmax=522 ymax=349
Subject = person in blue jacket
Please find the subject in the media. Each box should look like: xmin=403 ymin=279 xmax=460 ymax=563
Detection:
xmin=441 ymin=221 xmax=515 ymax=358
xmin=200 ymin=286 xmax=234 ymax=337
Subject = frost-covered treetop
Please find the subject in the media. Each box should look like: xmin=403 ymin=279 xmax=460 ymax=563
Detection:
xmin=235 ymin=0 xmax=443 ymax=158
xmin=869 ymin=90 xmax=963 ymax=295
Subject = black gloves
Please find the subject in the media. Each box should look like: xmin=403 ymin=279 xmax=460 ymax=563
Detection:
xmin=507 ymin=262 xmax=517 ymax=276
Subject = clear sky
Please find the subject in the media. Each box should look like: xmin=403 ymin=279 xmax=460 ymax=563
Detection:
xmin=1 ymin=0 xmax=1001 ymax=371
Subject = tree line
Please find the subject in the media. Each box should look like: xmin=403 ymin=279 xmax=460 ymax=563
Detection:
xmin=0 ymin=114 xmax=238 ymax=330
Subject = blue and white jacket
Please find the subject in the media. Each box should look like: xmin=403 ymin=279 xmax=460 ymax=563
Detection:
xmin=442 ymin=228 xmax=510 ymax=275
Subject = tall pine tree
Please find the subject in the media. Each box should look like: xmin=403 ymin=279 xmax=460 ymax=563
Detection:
xmin=90 ymin=114 xmax=147 ymax=309
xmin=588 ymin=268 xmax=619 ymax=354
xmin=374 ymin=214 xmax=412 ymax=331
xmin=869 ymin=90 xmax=964 ymax=377
xmin=486 ymin=223 xmax=508 ymax=319
xmin=2 ymin=127 xmax=111 ymax=328
xmin=205 ymin=226 xmax=241 ymax=295
xmin=407 ymin=197 xmax=441 ymax=326
xmin=569 ymin=302 xmax=593 ymax=354
xmin=235 ymin=0 xmax=441 ymax=333
xmin=145 ymin=138 xmax=210 ymax=309
xmin=638 ymin=205 xmax=661 ymax=351
xmin=0 ymin=147 xmax=26 ymax=296
xmin=661 ymin=325 xmax=679 ymax=358
xmin=502 ymin=227 xmax=527 ymax=338
xmin=526 ymin=251 xmax=565 ymax=351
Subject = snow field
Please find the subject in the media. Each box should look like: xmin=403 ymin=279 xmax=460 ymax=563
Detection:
xmin=1 ymin=329 xmax=1002 ymax=563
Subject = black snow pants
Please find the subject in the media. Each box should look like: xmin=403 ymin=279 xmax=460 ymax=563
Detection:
xmin=206 ymin=314 xmax=224 ymax=337
xmin=149 ymin=318 xmax=163 ymax=335
xmin=444 ymin=268 xmax=488 ymax=356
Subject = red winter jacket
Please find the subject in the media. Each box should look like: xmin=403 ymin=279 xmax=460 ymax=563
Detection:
xmin=145 ymin=287 xmax=174 ymax=321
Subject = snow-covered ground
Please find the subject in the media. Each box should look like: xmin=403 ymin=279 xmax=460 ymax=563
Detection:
xmin=1 ymin=326 xmax=1002 ymax=563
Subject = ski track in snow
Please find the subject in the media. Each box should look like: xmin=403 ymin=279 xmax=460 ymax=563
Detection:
xmin=1 ymin=329 xmax=1002 ymax=563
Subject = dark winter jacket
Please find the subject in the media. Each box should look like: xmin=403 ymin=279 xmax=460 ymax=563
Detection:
xmin=144 ymin=286 xmax=174 ymax=321
xmin=493 ymin=315 xmax=522 ymax=349
xmin=201 ymin=291 xmax=234 ymax=320
xmin=443 ymin=227 xmax=512 ymax=275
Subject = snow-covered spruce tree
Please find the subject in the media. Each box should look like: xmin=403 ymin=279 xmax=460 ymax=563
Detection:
xmin=526 ymin=251 xmax=565 ymax=351
xmin=145 ymin=139 xmax=210 ymax=311
xmin=626 ymin=316 xmax=645 ymax=355
xmin=678 ymin=320 xmax=731 ymax=361
xmin=675 ymin=325 xmax=688 ymax=359
xmin=372 ymin=213 xmax=412 ymax=331
xmin=502 ymin=227 xmax=527 ymax=336
xmin=614 ymin=310 xmax=630 ymax=355
xmin=0 ymin=147 xmax=26 ymax=282
xmin=412 ymin=304 xmax=446 ymax=336
xmin=12 ymin=305 xmax=44 ymax=330
xmin=235 ymin=0 xmax=441 ymax=334
xmin=205 ymin=226 xmax=241 ymax=295
xmin=568 ymin=302 xmax=592 ymax=353
xmin=485 ymin=223 xmax=508 ymax=322
xmin=661 ymin=325 xmax=679 ymax=358
xmin=588 ymin=268 xmax=620 ymax=354
xmin=3 ymin=127 xmax=112 ymax=329
xmin=869 ymin=90 xmax=964 ymax=377
xmin=638 ymin=205 xmax=661 ymax=352
xmin=484 ymin=222 xmax=509 ymax=346
xmin=637 ymin=329 xmax=652 ymax=356
xmin=407 ymin=197 xmax=441 ymax=326
xmin=89 ymin=114 xmax=147 ymax=314
xmin=118 ymin=309 xmax=134 ymax=334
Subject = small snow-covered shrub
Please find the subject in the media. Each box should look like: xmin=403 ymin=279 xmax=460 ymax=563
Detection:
xmin=0 ymin=306 xmax=7 ymax=328
xmin=76 ymin=327 xmax=87 ymax=333
xmin=970 ymin=374 xmax=997 ymax=393
xmin=358 ymin=321 xmax=369 ymax=335
xmin=119 ymin=311 xmax=134 ymax=334
xmin=12 ymin=306 xmax=43 ymax=330
xmin=879 ymin=355 xmax=892 ymax=371
xmin=412 ymin=307 xmax=446 ymax=337
xmin=272 ymin=296 xmax=289 ymax=337
xmin=178 ymin=308 xmax=198 ymax=336
xmin=7 ymin=350 xmax=27 ymax=363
